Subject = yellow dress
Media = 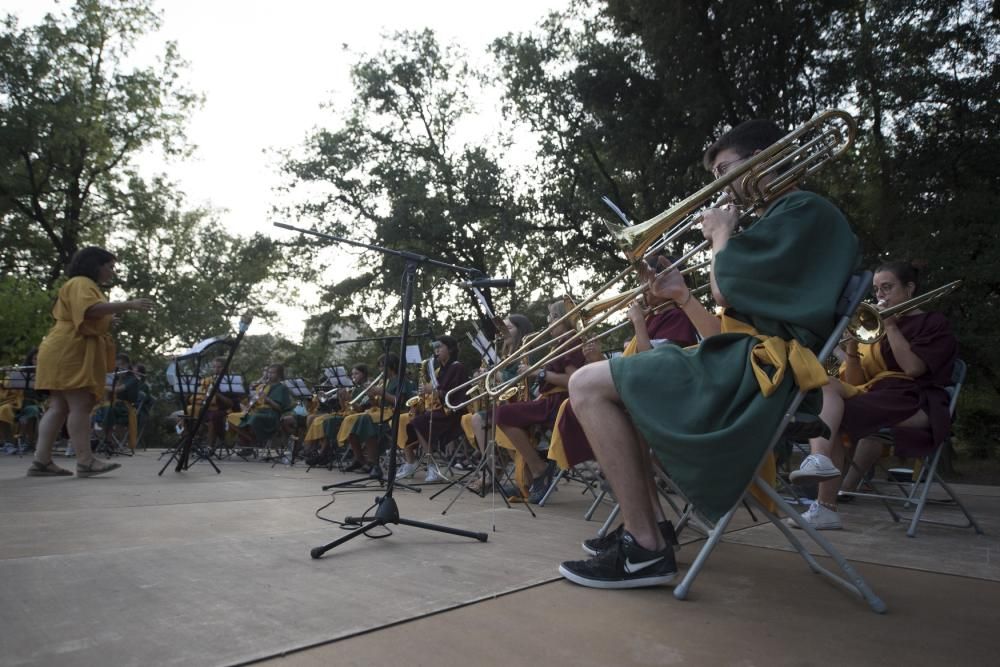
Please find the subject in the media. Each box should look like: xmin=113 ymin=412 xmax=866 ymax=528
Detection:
xmin=35 ymin=277 xmax=115 ymax=402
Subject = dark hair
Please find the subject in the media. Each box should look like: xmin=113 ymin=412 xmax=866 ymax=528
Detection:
xmin=505 ymin=313 xmax=533 ymax=351
xmin=379 ymin=353 xmax=400 ymax=372
xmin=875 ymin=261 xmax=920 ymax=294
xmin=134 ymin=364 xmax=146 ymax=376
xmin=116 ymin=353 xmax=131 ymax=365
xmin=269 ymin=363 xmax=286 ymax=380
xmin=703 ymin=119 xmax=786 ymax=171
xmin=67 ymin=246 xmax=116 ymax=282
xmin=351 ymin=363 xmax=369 ymax=380
xmin=23 ymin=347 xmax=38 ymax=366
xmin=435 ymin=335 xmax=459 ymax=360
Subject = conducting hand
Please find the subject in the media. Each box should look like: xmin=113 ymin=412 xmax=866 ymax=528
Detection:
xmin=127 ymin=298 xmax=154 ymax=312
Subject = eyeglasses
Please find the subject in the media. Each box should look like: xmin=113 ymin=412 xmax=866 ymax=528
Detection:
xmin=873 ymin=281 xmax=898 ymax=296
xmin=712 ymin=155 xmax=750 ymax=179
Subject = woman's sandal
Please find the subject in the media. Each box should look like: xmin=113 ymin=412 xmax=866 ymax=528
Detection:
xmin=26 ymin=460 xmax=74 ymax=477
xmin=76 ymin=459 xmax=122 ymax=478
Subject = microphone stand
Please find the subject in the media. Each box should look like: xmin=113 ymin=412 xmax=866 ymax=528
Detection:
xmin=321 ymin=333 xmax=426 ymax=493
xmin=274 ymin=222 xmax=488 ymax=557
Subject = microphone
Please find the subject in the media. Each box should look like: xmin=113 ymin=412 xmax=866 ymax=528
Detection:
xmin=458 ymin=277 xmax=515 ymax=289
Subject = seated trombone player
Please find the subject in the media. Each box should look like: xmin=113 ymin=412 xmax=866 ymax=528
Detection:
xmin=493 ymin=299 xmax=587 ymax=503
xmin=560 ymin=118 xmax=858 ymax=588
xmin=301 ymin=363 xmax=369 ymax=466
xmin=551 ymin=263 xmax=700 ymax=545
xmin=788 ymin=261 xmax=958 ymax=530
xmin=461 ymin=313 xmax=534 ymax=493
xmin=339 ymin=354 xmax=414 ymax=474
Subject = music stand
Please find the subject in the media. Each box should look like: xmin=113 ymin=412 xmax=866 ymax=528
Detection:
xmin=275 ymin=222 xmax=488 ymax=556
xmin=158 ymin=316 xmax=253 ymax=475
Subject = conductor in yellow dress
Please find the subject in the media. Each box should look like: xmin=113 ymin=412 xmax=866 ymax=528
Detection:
xmin=28 ymin=247 xmax=153 ymax=478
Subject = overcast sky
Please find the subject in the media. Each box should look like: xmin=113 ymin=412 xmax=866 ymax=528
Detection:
xmin=6 ymin=0 xmax=570 ymax=340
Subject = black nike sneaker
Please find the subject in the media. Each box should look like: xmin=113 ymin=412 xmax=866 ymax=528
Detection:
xmin=581 ymin=520 xmax=678 ymax=556
xmin=559 ymin=531 xmax=677 ymax=589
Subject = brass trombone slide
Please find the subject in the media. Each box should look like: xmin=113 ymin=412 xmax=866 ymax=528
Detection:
xmin=482 ymin=109 xmax=857 ymax=398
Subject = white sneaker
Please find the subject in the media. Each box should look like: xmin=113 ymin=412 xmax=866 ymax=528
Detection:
xmin=785 ymin=501 xmax=842 ymax=530
xmin=395 ymin=461 xmax=419 ymax=480
xmin=424 ymin=465 xmax=446 ymax=483
xmin=64 ymin=445 xmax=76 ymax=457
xmin=789 ymin=454 xmax=841 ymax=483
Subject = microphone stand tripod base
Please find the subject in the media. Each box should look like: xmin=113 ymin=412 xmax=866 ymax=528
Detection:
xmin=311 ymin=494 xmax=488 ymax=559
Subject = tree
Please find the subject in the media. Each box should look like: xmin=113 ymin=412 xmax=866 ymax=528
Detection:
xmin=278 ymin=29 xmax=544 ymax=340
xmin=493 ymin=0 xmax=999 ymax=400
xmin=0 ymin=0 xmax=198 ymax=285
xmin=0 ymin=277 xmax=52 ymax=365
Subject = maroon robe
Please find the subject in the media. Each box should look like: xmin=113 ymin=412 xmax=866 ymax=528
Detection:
xmin=406 ymin=360 xmax=468 ymax=445
xmin=494 ymin=347 xmax=587 ymax=431
xmin=840 ymin=311 xmax=957 ymax=457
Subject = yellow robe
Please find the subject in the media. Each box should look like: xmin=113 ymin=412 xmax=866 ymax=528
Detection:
xmin=35 ymin=277 xmax=115 ymax=402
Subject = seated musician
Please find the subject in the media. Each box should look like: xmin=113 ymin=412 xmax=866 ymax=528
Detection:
xmin=1 ymin=349 xmax=42 ymax=451
xmin=789 ymin=261 xmax=958 ymax=530
xmin=93 ymin=353 xmax=141 ymax=448
xmin=552 ymin=265 xmax=699 ymax=545
xmin=340 ymin=353 xmax=414 ymax=475
xmin=397 ymin=335 xmax=468 ymax=482
xmin=560 ymin=118 xmax=858 ymax=588
xmin=301 ymin=363 xmax=368 ymax=465
xmin=231 ymin=363 xmax=293 ymax=448
xmin=493 ymin=299 xmax=587 ymax=503
xmin=462 ymin=314 xmax=534 ymax=492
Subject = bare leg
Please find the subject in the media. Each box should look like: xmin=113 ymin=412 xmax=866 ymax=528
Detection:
xmin=841 ymin=436 xmax=883 ymax=492
xmin=64 ymin=389 xmax=98 ymax=466
xmin=809 ymin=381 xmax=845 ymax=458
xmin=34 ymin=391 xmax=69 ymax=463
xmin=570 ymin=362 xmax=664 ymax=552
xmin=470 ymin=412 xmax=487 ymax=453
xmin=500 ymin=424 xmax=546 ymax=478
xmin=637 ymin=435 xmax=667 ymax=523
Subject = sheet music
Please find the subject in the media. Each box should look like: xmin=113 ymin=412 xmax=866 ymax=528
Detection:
xmin=2 ymin=370 xmax=34 ymax=390
xmin=218 ymin=375 xmax=246 ymax=395
xmin=323 ymin=367 xmax=354 ymax=388
xmin=174 ymin=336 xmax=230 ymax=360
xmin=283 ymin=378 xmax=313 ymax=398
xmin=468 ymin=330 xmax=499 ymax=365
xmin=405 ymin=345 xmax=423 ymax=364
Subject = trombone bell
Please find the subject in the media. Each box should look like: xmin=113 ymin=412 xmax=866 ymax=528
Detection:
xmin=845 ymin=303 xmax=884 ymax=345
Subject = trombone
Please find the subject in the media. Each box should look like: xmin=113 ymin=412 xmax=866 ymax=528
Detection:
xmin=843 ymin=280 xmax=961 ymax=345
xmin=482 ymin=109 xmax=857 ymax=398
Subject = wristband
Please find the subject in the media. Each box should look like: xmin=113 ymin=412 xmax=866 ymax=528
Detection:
xmin=678 ymin=291 xmax=693 ymax=308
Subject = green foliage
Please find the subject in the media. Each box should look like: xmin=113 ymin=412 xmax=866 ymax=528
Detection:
xmin=279 ymin=29 xmax=550 ymax=342
xmin=0 ymin=0 xmax=199 ymax=285
xmin=0 ymin=277 xmax=52 ymax=364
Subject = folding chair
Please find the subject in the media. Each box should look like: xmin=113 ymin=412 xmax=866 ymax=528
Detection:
xmin=839 ymin=358 xmax=984 ymax=537
xmin=672 ymin=271 xmax=888 ymax=613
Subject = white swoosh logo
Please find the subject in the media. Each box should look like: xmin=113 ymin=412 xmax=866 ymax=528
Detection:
xmin=624 ymin=556 xmax=663 ymax=574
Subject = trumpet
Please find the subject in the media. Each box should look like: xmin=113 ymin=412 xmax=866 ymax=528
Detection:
xmin=843 ymin=280 xmax=961 ymax=345
xmin=483 ymin=109 xmax=857 ymax=398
